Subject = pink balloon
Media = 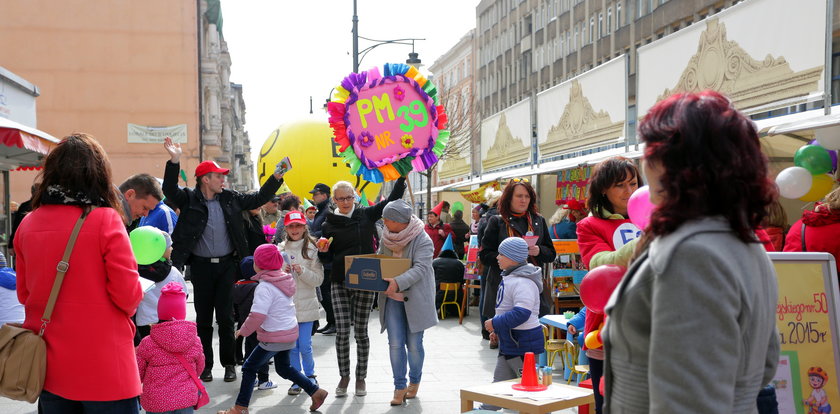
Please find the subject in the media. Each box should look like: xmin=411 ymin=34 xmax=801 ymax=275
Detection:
xmin=627 ymin=185 xmax=655 ymax=229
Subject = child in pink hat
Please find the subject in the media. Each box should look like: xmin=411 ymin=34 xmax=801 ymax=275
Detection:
xmin=136 ymin=282 xmax=206 ymax=413
xmin=218 ymin=244 xmax=328 ymax=414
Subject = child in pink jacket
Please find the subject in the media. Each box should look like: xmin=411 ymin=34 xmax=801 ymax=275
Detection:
xmin=136 ymin=282 xmax=204 ymax=414
xmin=218 ymin=244 xmax=328 ymax=414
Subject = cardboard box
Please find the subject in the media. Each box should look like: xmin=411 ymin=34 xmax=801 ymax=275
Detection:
xmin=344 ymin=254 xmax=411 ymax=292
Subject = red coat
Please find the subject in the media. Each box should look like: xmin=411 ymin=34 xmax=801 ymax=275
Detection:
xmin=15 ymin=205 xmax=143 ymax=401
xmin=784 ymin=207 xmax=840 ymax=276
xmin=424 ymin=222 xmax=453 ymax=258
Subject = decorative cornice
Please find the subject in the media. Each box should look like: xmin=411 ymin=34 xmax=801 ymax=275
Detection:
xmin=541 ymin=80 xmax=623 ymax=156
xmin=659 ymin=19 xmax=821 ymax=110
xmin=483 ymin=112 xmax=530 ymax=171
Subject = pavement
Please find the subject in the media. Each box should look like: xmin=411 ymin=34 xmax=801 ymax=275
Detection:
xmin=0 ymin=283 xmax=581 ymax=413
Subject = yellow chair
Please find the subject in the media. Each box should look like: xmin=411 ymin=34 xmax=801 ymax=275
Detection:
xmin=563 ymin=340 xmax=590 ymax=384
xmin=439 ymin=282 xmax=462 ymax=320
xmin=542 ymin=325 xmax=565 ymax=369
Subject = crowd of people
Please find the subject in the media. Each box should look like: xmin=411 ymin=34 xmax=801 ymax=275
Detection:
xmin=3 ymin=90 xmax=840 ymax=413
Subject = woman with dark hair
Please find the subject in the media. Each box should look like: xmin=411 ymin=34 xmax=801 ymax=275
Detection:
xmin=603 ymin=91 xmax=779 ymax=412
xmin=479 ymin=179 xmax=556 ymax=349
xmin=14 ymin=133 xmax=143 ymax=413
xmin=575 ymin=156 xmax=642 ymax=414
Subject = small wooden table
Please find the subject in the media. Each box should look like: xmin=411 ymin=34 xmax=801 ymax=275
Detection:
xmin=460 ymin=381 xmax=594 ymax=414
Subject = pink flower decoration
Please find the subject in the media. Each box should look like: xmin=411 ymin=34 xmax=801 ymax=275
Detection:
xmin=393 ymin=86 xmax=406 ymax=101
xmin=359 ymin=131 xmax=374 ymax=147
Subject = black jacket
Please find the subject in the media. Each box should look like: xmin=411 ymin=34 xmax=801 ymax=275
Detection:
xmin=448 ymin=218 xmax=470 ymax=258
xmin=319 ymin=177 xmax=406 ymax=283
xmin=163 ymin=160 xmax=282 ymax=269
xmin=310 ymin=198 xmax=331 ymax=238
xmin=433 ymin=250 xmax=465 ymax=285
xmin=242 ymin=211 xmax=266 ymax=256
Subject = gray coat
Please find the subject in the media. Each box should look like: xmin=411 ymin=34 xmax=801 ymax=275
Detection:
xmin=378 ymin=231 xmax=439 ymax=333
xmin=603 ymin=217 xmax=779 ymax=414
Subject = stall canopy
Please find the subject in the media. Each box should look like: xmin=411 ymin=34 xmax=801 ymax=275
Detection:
xmin=0 ymin=117 xmax=59 ymax=170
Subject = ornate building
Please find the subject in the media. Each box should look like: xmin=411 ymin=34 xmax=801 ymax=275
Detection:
xmin=199 ymin=0 xmax=254 ymax=191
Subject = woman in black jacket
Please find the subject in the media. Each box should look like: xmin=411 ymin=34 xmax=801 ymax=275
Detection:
xmin=479 ymin=179 xmax=555 ymax=348
xmin=318 ymin=177 xmax=406 ymax=398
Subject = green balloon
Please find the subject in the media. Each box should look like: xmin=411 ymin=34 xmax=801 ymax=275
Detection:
xmin=794 ymin=145 xmax=833 ymax=175
xmin=130 ymin=226 xmax=167 ymax=265
xmin=452 ymin=201 xmax=464 ymax=213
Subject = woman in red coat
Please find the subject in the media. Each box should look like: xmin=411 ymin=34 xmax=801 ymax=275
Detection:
xmin=14 ymin=133 xmax=143 ymax=413
xmin=784 ymin=186 xmax=840 ymax=276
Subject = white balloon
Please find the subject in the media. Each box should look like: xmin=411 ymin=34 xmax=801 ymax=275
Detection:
xmin=775 ymin=166 xmax=813 ymax=199
xmin=815 ymin=126 xmax=840 ymax=150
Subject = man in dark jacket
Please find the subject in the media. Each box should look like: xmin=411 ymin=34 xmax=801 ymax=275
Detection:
xmin=308 ymin=183 xmax=336 ymax=334
xmin=162 ymin=137 xmax=283 ymax=383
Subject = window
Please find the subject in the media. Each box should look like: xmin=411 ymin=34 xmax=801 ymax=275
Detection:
xmin=598 ymin=13 xmax=603 ymax=38
xmin=589 ymin=17 xmax=595 ymax=44
xmin=607 ymin=8 xmax=612 ymax=34
xmin=616 ymin=2 xmax=622 ymax=28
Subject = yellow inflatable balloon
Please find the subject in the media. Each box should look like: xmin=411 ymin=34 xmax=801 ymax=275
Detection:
xmin=257 ymin=117 xmax=382 ymax=204
xmin=799 ymin=173 xmax=836 ymax=202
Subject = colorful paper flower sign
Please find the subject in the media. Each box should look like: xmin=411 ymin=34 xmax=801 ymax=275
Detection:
xmin=327 ymin=63 xmax=450 ymax=183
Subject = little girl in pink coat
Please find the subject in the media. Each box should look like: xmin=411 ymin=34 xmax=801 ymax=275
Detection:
xmin=136 ymin=282 xmax=205 ymax=414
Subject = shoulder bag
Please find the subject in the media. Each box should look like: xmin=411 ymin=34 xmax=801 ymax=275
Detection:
xmin=0 ymin=209 xmax=88 ymax=403
xmin=174 ymin=353 xmax=210 ymax=409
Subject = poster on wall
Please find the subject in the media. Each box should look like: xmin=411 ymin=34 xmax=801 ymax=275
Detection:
xmin=555 ymin=165 xmax=592 ymax=205
xmin=768 ymin=252 xmax=840 ymax=414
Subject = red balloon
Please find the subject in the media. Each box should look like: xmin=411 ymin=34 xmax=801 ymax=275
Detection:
xmin=580 ymin=265 xmax=626 ymax=314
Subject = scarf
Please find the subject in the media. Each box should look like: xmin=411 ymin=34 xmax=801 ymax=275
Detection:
xmin=381 ymin=216 xmax=425 ymax=255
xmin=40 ymin=184 xmax=107 ymax=206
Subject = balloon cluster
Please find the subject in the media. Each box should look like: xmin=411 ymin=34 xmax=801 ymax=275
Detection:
xmin=776 ymin=139 xmax=838 ymax=202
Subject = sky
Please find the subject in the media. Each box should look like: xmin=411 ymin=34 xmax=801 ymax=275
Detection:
xmin=220 ymin=1 xmax=479 ymax=176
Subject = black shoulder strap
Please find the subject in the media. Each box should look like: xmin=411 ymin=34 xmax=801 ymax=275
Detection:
xmin=801 ymin=222 xmax=807 ymax=252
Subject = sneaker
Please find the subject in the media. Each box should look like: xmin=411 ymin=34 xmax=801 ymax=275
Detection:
xmin=288 ymin=384 xmax=302 ymax=395
xmin=258 ymin=380 xmax=278 ymax=390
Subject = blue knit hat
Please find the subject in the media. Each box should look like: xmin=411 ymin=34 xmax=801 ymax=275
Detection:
xmin=498 ymin=237 xmax=529 ymax=264
xmin=240 ymin=256 xmax=256 ymax=280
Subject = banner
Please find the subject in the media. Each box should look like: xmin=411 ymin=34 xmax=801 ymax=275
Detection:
xmin=555 ymin=165 xmax=591 ymax=205
xmin=460 ymin=181 xmax=500 ymax=204
xmin=128 ymin=123 xmax=187 ymax=144
xmin=768 ymin=252 xmax=840 ymax=414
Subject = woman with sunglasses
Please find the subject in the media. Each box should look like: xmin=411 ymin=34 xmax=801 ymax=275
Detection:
xmin=318 ymin=177 xmax=406 ymax=398
xmin=479 ymin=179 xmax=556 ymax=349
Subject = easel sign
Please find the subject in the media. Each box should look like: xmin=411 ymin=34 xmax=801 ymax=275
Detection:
xmin=768 ymin=252 xmax=840 ymax=414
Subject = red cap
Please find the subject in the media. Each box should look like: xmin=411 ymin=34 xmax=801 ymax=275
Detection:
xmin=284 ymin=211 xmax=307 ymax=226
xmin=565 ymin=199 xmax=586 ymax=211
xmin=430 ymin=201 xmax=444 ymax=216
xmin=195 ymin=161 xmax=230 ymax=177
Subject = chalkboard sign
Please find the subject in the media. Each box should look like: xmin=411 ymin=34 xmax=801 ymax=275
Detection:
xmin=768 ymin=252 xmax=840 ymax=414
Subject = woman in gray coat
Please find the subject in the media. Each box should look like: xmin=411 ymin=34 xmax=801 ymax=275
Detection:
xmin=378 ymin=199 xmax=438 ymax=406
xmin=603 ymin=91 xmax=780 ymax=413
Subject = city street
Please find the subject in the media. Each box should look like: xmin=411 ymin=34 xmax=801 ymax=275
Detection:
xmin=0 ymin=282 xmax=579 ymax=414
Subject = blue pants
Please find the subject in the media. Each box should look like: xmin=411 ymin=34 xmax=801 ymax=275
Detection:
xmin=290 ymin=321 xmax=316 ymax=377
xmin=38 ymin=390 xmax=139 ymax=414
xmin=384 ymin=298 xmax=425 ymax=390
xmin=236 ymin=345 xmax=318 ymax=407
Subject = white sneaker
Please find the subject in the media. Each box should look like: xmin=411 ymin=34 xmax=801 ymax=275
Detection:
xmin=258 ymin=380 xmax=277 ymax=390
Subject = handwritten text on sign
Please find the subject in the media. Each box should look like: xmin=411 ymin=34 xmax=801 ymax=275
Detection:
xmin=347 ymin=81 xmax=436 ymax=169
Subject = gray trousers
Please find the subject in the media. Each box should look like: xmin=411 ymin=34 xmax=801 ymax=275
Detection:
xmin=479 ymin=355 xmax=524 ymax=411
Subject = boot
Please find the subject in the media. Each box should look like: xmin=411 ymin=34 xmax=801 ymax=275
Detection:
xmin=217 ymin=405 xmax=248 ymax=414
xmin=309 ymin=388 xmax=328 ymax=412
xmin=390 ymin=388 xmax=408 ymax=406
xmin=406 ymin=382 xmax=419 ymax=399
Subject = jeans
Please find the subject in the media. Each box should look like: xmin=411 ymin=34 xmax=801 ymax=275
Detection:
xmin=384 ymin=298 xmax=425 ymax=390
xmin=147 ymin=409 xmax=194 ymax=414
xmin=244 ymin=333 xmax=270 ymax=383
xmin=190 ymin=258 xmax=237 ymax=368
xmin=479 ymin=354 xmax=525 ymax=411
xmin=38 ymin=390 xmax=139 ymax=414
xmin=236 ymin=345 xmax=318 ymax=407
xmin=290 ymin=321 xmax=315 ymax=377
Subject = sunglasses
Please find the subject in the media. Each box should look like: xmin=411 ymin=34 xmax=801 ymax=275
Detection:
xmin=510 ymin=177 xmax=530 ymax=183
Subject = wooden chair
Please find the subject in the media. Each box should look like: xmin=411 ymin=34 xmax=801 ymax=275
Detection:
xmin=563 ymin=340 xmax=590 ymax=384
xmin=459 ymin=279 xmax=481 ymax=324
xmin=542 ymin=325 xmax=565 ymax=369
xmin=439 ymin=282 xmax=462 ymax=320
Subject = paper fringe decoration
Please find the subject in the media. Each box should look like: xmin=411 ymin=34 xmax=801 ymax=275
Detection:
xmin=327 ymin=63 xmax=450 ymax=183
